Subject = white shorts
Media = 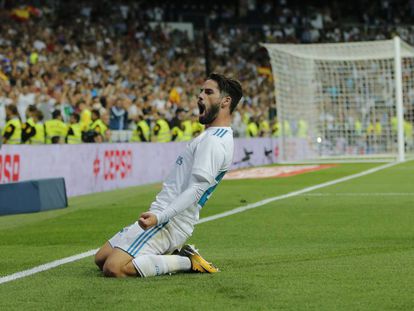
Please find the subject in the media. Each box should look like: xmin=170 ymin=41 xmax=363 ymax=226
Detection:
xmin=108 ymin=221 xmax=188 ymax=257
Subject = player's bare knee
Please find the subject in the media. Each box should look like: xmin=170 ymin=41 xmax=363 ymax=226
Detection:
xmin=95 ymin=256 xmax=105 ymax=271
xmin=94 ymin=252 xmax=101 ymax=263
xmin=95 ymin=243 xmax=114 ymax=270
xmin=94 ymin=251 xmax=107 ymax=270
xmin=102 ymin=261 xmax=122 ymax=277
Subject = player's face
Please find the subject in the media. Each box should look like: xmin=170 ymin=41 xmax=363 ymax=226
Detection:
xmin=198 ymin=79 xmax=221 ymax=125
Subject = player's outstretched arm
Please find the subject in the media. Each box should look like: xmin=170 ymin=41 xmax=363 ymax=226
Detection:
xmin=157 ymin=176 xmax=211 ymax=224
xmin=137 ymin=174 xmax=210 ymax=230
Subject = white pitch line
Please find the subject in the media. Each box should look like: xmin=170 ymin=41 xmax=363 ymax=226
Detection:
xmin=0 ymin=161 xmax=401 ymax=285
xmin=302 ymin=193 xmax=414 ymax=196
xmin=198 ymin=161 xmax=399 ymax=224
xmin=0 ymin=249 xmax=98 ymax=285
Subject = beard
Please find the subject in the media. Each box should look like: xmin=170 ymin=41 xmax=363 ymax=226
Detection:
xmin=198 ymin=101 xmax=220 ymax=125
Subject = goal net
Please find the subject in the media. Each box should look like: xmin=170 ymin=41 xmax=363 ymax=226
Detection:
xmin=263 ymin=37 xmax=414 ymax=162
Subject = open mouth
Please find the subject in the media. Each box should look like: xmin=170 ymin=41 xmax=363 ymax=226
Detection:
xmin=198 ymin=101 xmax=206 ymax=116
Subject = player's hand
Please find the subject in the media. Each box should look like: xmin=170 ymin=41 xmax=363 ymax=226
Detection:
xmin=138 ymin=212 xmax=158 ymax=230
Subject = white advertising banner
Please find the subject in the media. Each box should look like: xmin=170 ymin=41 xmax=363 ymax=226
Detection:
xmin=0 ymin=138 xmax=311 ymax=197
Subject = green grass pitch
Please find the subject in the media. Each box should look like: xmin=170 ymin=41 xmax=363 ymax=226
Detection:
xmin=0 ymin=161 xmax=413 ymax=310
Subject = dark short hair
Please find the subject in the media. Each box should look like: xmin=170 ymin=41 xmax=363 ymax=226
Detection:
xmin=208 ymin=73 xmax=243 ymax=113
xmin=52 ymin=110 xmax=61 ymax=119
xmin=6 ymin=104 xmax=18 ymax=115
xmin=92 ymin=109 xmax=100 ymax=118
xmin=36 ymin=110 xmax=44 ymax=121
xmin=27 ymin=105 xmax=37 ymax=113
xmin=71 ymin=112 xmax=80 ymax=122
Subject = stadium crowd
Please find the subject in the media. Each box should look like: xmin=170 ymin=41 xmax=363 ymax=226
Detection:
xmin=1 ymin=0 xmax=414 ymax=145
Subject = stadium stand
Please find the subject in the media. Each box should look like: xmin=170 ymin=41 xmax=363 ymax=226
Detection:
xmin=0 ymin=0 xmax=414 ymax=144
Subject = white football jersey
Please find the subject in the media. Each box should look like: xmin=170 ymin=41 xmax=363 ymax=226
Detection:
xmin=149 ymin=126 xmax=234 ymax=237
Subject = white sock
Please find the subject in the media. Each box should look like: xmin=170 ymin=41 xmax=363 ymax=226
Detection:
xmin=133 ymin=255 xmax=191 ymax=277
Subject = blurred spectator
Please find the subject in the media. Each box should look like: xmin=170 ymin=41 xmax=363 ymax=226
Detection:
xmin=109 ymin=97 xmax=128 ymax=130
xmin=0 ymin=0 xmax=413 ymax=146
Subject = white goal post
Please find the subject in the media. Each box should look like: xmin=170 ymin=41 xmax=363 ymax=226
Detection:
xmin=263 ymin=37 xmax=414 ymax=162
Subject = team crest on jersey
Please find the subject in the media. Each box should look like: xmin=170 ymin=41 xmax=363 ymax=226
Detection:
xmin=176 ymin=156 xmax=184 ymax=165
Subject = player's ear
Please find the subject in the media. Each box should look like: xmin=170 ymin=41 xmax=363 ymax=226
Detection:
xmin=221 ymin=96 xmax=231 ymax=109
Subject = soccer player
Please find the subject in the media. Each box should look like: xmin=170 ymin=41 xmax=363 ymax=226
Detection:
xmin=95 ymin=73 xmax=243 ymax=278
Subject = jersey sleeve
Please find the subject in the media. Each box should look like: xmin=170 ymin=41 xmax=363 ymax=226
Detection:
xmin=153 ymin=175 xmax=211 ymax=225
xmin=192 ymin=136 xmax=225 ymax=184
